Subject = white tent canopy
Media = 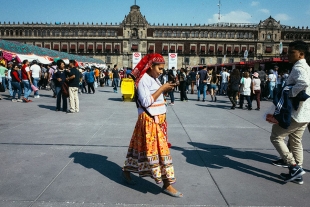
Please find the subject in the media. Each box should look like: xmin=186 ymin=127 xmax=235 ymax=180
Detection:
xmin=16 ymin=54 xmax=52 ymax=64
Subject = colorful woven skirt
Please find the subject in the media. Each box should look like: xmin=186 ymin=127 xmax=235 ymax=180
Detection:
xmin=123 ymin=112 xmax=176 ymax=184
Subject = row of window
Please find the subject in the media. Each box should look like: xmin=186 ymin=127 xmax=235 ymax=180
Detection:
xmin=0 ymin=30 xmax=118 ymax=37
xmin=153 ymin=31 xmax=254 ymax=39
xmin=284 ymin=33 xmax=310 ymax=40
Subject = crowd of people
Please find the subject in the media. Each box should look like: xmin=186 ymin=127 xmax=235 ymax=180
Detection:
xmin=0 ymin=40 xmax=309 ymax=194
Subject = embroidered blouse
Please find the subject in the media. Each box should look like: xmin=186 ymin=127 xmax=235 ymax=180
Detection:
xmin=137 ymin=73 xmax=166 ymax=116
xmin=287 ymin=59 xmax=310 ymax=123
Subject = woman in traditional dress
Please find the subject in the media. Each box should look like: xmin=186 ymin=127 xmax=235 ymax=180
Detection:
xmin=122 ymin=53 xmax=183 ymax=198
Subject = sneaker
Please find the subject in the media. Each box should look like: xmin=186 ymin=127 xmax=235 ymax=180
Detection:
xmin=284 ymin=165 xmax=305 ymax=182
xmin=272 ymin=159 xmax=289 ymax=168
xmin=169 ymin=103 xmax=174 ymax=106
xmin=67 ymin=110 xmax=75 ymax=114
xmin=214 ymin=97 xmax=217 ymax=102
xmin=197 ymin=98 xmax=200 ymax=101
xmin=16 ymin=99 xmax=23 ymax=102
xmin=202 ymin=99 xmax=205 ymax=102
xmin=280 ymin=173 xmax=304 ymax=185
xmin=255 ymin=108 xmax=260 ymax=111
xmin=11 ymin=99 xmax=17 ymax=102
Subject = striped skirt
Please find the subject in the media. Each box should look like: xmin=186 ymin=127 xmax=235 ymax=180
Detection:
xmin=123 ymin=112 xmax=176 ymax=184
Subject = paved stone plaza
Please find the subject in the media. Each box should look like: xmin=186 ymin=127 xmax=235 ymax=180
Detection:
xmin=0 ymin=87 xmax=309 ymax=207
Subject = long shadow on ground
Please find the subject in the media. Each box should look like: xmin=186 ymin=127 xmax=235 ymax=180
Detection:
xmin=172 ymin=142 xmax=285 ymax=184
xmin=69 ymin=152 xmax=162 ymax=195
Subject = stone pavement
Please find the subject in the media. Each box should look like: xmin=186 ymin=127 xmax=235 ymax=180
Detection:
xmin=0 ymin=86 xmax=309 ymax=207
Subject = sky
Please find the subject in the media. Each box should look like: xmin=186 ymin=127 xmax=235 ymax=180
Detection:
xmin=1 ymin=0 xmax=310 ymax=27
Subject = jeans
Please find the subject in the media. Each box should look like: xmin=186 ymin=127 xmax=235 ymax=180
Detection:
xmin=169 ymin=90 xmax=175 ymax=103
xmin=220 ymin=82 xmax=228 ymax=95
xmin=11 ymin=81 xmax=21 ymax=99
xmin=198 ymin=83 xmax=207 ymax=100
xmin=69 ymin=87 xmax=79 ymax=112
xmin=180 ymin=81 xmax=188 ymax=101
xmin=113 ymin=78 xmax=119 ymax=91
xmin=22 ymin=80 xmax=32 ymax=99
xmin=269 ymin=82 xmax=276 ymax=99
xmin=33 ymin=78 xmax=40 ymax=96
xmin=1 ymin=77 xmax=6 ymax=90
xmin=240 ymin=94 xmax=252 ymax=109
xmin=56 ymin=86 xmax=67 ymax=111
xmin=87 ymin=82 xmax=95 ymax=93
xmin=8 ymin=78 xmax=13 ymax=96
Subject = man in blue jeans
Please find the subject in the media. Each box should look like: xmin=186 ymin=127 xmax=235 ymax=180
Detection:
xmin=197 ymin=66 xmax=208 ymax=102
xmin=112 ymin=64 xmax=120 ymax=93
xmin=21 ymin=60 xmax=33 ymax=102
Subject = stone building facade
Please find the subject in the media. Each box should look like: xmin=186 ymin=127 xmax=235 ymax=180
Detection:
xmin=1 ymin=4 xmax=310 ymax=68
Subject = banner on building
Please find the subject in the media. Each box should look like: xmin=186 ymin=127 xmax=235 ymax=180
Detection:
xmin=168 ymin=53 xmax=178 ymax=69
xmin=132 ymin=52 xmax=141 ymax=69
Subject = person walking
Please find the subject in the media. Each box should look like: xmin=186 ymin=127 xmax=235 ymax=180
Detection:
xmin=179 ymin=68 xmax=188 ymax=102
xmin=251 ymin=72 xmax=261 ymax=110
xmin=197 ymin=66 xmax=208 ymax=102
xmin=30 ymin=60 xmax=41 ymax=98
xmin=10 ymin=64 xmax=23 ymax=102
xmin=54 ymin=60 xmax=68 ymax=112
xmin=209 ymin=71 xmax=218 ymax=102
xmin=66 ymin=60 xmax=80 ymax=113
xmin=189 ymin=68 xmax=196 ymax=94
xmin=220 ymin=68 xmax=230 ymax=95
xmin=238 ymin=72 xmax=252 ymax=110
xmin=112 ymin=64 xmax=120 ymax=93
xmin=122 ymin=53 xmax=183 ymax=198
xmin=21 ymin=60 xmax=33 ymax=102
xmin=270 ymin=40 xmax=310 ymax=184
xmin=167 ymin=69 xmax=176 ymax=105
xmin=228 ymin=69 xmax=241 ymax=109
xmin=268 ymin=69 xmax=277 ymax=99
xmin=85 ymin=67 xmax=96 ymax=94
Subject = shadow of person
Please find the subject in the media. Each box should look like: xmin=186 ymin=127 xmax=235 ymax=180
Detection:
xmin=38 ymin=104 xmax=55 ymax=111
xmin=171 ymin=142 xmax=285 ymax=184
xmin=69 ymin=152 xmax=161 ymax=195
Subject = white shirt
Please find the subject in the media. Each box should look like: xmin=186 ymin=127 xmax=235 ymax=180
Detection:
xmin=287 ymin=59 xmax=310 ymax=123
xmin=137 ymin=73 xmax=166 ymax=116
xmin=240 ymin=77 xmax=251 ymax=96
xmin=268 ymin=74 xmax=276 ymax=82
xmin=221 ymin=72 xmax=230 ymax=83
xmin=252 ymin=79 xmax=261 ymax=90
xmin=30 ymin=64 xmax=41 ymax=78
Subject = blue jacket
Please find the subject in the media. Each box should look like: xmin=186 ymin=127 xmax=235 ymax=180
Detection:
xmin=85 ymin=71 xmax=95 ymax=83
xmin=273 ymin=85 xmax=309 ymax=129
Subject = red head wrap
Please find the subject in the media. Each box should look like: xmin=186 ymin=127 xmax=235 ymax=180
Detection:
xmin=130 ymin=53 xmax=165 ymax=87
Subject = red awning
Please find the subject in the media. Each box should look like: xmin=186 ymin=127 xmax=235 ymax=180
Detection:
xmin=62 ymin=45 xmax=67 ymax=49
xmin=218 ymin=46 xmax=223 ymax=52
xmin=227 ymin=47 xmax=231 ymax=52
xmin=53 ymin=44 xmax=59 ymax=50
xmin=265 ymin=47 xmax=272 ymax=53
xmin=106 ymin=45 xmax=111 ymax=50
xmin=209 ymin=46 xmax=214 ymax=52
xmin=234 ymin=47 xmax=239 ymax=52
xmin=282 ymin=48 xmax=287 ymax=54
xmin=97 ymin=45 xmax=102 ymax=50
xmin=191 ymin=46 xmax=196 ymax=51
xmin=79 ymin=44 xmax=84 ymax=49
xmin=170 ymin=45 xmax=175 ymax=50
xmin=149 ymin=45 xmax=154 ymax=50
xmin=88 ymin=45 xmax=93 ymax=50
xmin=132 ymin=44 xmax=138 ymax=50
xmin=70 ymin=45 xmax=76 ymax=49
xmin=163 ymin=45 xmax=168 ymax=50
xmin=201 ymin=46 xmax=205 ymax=51
xmin=178 ymin=46 xmax=183 ymax=51
xmin=242 ymin=47 xmax=246 ymax=51
xmin=45 ymin=44 xmax=50 ymax=49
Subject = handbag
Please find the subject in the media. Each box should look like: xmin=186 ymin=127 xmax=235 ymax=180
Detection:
xmin=62 ymin=82 xmax=69 ymax=97
xmin=31 ymin=84 xmax=38 ymax=92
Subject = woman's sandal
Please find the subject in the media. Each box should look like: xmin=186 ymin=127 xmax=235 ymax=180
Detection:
xmin=121 ymin=172 xmax=136 ymax=185
xmin=162 ymin=188 xmax=183 ymax=198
